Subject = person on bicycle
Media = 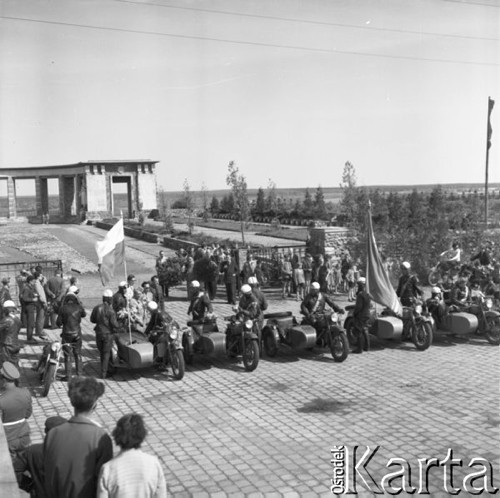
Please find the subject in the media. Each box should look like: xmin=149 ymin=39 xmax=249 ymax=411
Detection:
xmin=352 ymin=278 xmax=371 ymax=354
xmin=300 ymin=281 xmax=344 ymax=328
xmin=396 ymin=262 xmax=423 ymax=307
xmin=56 ymin=287 xmax=86 ymax=378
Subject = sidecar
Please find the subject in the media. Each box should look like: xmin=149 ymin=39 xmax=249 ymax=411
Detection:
xmin=182 ymin=318 xmax=226 ymax=364
xmin=112 ymin=331 xmax=155 ymax=369
xmin=263 ymin=311 xmax=317 ymax=352
xmin=343 ymin=305 xmax=404 ymax=343
xmin=433 ymin=311 xmax=478 ymax=336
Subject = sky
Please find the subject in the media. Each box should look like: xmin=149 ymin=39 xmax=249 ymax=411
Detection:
xmin=0 ymin=0 xmax=499 ymax=194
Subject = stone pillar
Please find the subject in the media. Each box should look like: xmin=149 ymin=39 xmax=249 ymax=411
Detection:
xmin=7 ymin=177 xmax=16 ymax=218
xmin=58 ymin=176 xmax=65 ymax=217
xmin=137 ymin=166 xmax=158 ymax=211
xmin=35 ymin=177 xmax=49 ymax=216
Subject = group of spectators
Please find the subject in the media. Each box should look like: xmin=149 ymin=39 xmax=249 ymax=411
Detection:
xmin=0 ymin=364 xmax=166 ymax=497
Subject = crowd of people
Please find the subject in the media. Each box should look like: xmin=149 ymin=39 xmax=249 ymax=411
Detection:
xmin=0 ymin=365 xmax=166 ymax=497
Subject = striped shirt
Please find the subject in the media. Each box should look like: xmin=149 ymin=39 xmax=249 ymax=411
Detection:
xmin=97 ymin=448 xmax=167 ymax=498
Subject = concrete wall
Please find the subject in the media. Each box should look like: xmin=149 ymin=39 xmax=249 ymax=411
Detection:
xmin=308 ymin=227 xmax=352 ymax=260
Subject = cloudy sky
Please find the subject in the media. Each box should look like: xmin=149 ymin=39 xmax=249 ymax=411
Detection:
xmin=0 ymin=0 xmax=498 ymax=193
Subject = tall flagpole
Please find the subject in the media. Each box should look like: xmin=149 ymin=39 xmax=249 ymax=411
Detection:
xmin=121 ymin=211 xmax=133 ymax=344
xmin=485 ymin=96 xmax=495 ymax=227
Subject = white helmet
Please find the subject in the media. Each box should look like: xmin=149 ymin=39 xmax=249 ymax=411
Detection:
xmin=248 ymin=276 xmax=258 ymax=285
xmin=432 ymin=286 xmax=442 ymax=295
xmin=103 ymin=289 xmax=113 ymax=298
xmin=311 ymin=282 xmax=320 ymax=290
xmin=191 ymin=280 xmax=200 ymax=288
xmin=241 ymin=284 xmax=252 ymax=294
xmin=147 ymin=301 xmax=158 ymax=311
xmin=357 ymin=277 xmax=366 ymax=284
xmin=119 ymin=281 xmax=127 ymax=288
xmin=2 ymin=300 xmax=16 ymax=308
xmin=401 ymin=261 xmax=411 ymax=270
xmin=68 ymin=285 xmax=79 ymax=294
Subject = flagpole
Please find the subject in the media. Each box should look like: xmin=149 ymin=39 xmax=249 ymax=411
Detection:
xmin=485 ymin=96 xmax=495 ymax=228
xmin=121 ymin=211 xmax=133 ymax=345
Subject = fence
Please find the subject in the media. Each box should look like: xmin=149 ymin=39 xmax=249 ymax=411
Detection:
xmin=0 ymin=259 xmax=63 ymax=305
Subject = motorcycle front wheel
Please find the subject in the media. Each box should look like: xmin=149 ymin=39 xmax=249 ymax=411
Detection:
xmin=242 ymin=340 xmax=259 ymax=372
xmin=263 ymin=328 xmax=278 ymax=357
xmin=42 ymin=363 xmax=57 ymax=397
xmin=169 ymin=349 xmax=185 ymax=380
xmin=484 ymin=316 xmax=500 ymax=346
xmin=412 ymin=322 xmax=433 ymax=351
xmin=428 ymin=269 xmax=441 ymax=287
xmin=330 ymin=332 xmax=349 ymax=362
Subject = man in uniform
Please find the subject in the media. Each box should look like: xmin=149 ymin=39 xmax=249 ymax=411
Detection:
xmin=187 ymin=281 xmax=213 ymax=321
xmin=426 ymin=286 xmax=447 ymax=327
xmin=112 ymin=281 xmax=129 ymax=325
xmin=396 ymin=261 xmax=423 ymax=307
xmin=0 ymin=362 xmax=32 ymax=485
xmin=248 ymin=276 xmax=268 ymax=331
xmin=352 ymin=277 xmax=371 ymax=353
xmin=221 ymin=253 xmax=238 ymax=305
xmin=301 ymin=281 xmax=344 ymax=321
xmin=90 ymin=289 xmax=120 ymax=379
xmin=33 ymin=267 xmax=48 ymax=339
xmin=56 ymin=287 xmax=86 ymax=378
xmin=0 ymin=300 xmax=22 ymax=367
xmin=20 ymin=275 xmax=49 ymax=342
xmin=44 ymin=270 xmax=64 ymax=329
xmin=0 ymin=277 xmax=12 ymax=320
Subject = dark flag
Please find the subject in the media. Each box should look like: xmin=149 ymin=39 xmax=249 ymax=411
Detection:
xmin=366 ymin=204 xmax=402 ymax=316
xmin=487 ymin=97 xmax=495 ymax=150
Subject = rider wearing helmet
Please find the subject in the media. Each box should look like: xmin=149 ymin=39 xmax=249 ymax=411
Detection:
xmin=301 ymin=281 xmax=343 ymax=318
xmin=425 ymin=286 xmax=446 ymax=326
xmin=396 ymin=262 xmax=423 ymax=307
xmin=90 ymin=289 xmax=120 ymax=379
xmin=0 ymin=300 xmax=21 ymax=367
xmin=236 ymin=285 xmax=261 ymax=321
xmin=187 ymin=281 xmax=213 ymax=322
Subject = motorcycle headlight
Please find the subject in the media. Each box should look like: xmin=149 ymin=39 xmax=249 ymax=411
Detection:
xmin=331 ymin=313 xmax=338 ymax=323
xmin=485 ymin=298 xmax=493 ymax=310
xmin=414 ymin=305 xmax=423 ymax=315
xmin=50 ymin=342 xmax=60 ymax=352
xmin=244 ymin=320 xmax=253 ymax=330
xmin=169 ymin=328 xmax=178 ymax=340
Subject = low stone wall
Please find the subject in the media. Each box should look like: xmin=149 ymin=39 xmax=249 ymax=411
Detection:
xmin=93 ymin=221 xmax=199 ymax=252
xmin=0 ymin=427 xmax=21 ymax=498
xmin=308 ymin=227 xmax=352 ymax=260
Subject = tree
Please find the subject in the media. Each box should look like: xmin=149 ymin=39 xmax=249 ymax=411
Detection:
xmin=200 ymin=182 xmax=209 ymax=222
xmin=226 ymin=161 xmax=250 ymax=244
xmin=315 ymin=185 xmax=327 ymax=219
xmin=220 ymin=193 xmax=235 ymax=214
xmin=303 ymin=188 xmax=314 ymax=218
xmin=265 ymin=179 xmax=278 ymax=216
xmin=209 ymin=196 xmax=220 ymax=215
xmin=183 ymin=178 xmax=194 ymax=235
xmin=255 ymin=187 xmax=266 ymax=216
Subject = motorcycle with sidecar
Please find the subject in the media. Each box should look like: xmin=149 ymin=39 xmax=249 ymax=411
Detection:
xmin=344 ymin=301 xmax=433 ymax=351
xmin=430 ymin=295 xmax=500 ymax=345
xmin=110 ymin=314 xmax=185 ymax=380
xmin=224 ymin=313 xmax=260 ymax=371
xmin=182 ymin=316 xmax=227 ymax=364
xmin=262 ymin=310 xmax=349 ymax=362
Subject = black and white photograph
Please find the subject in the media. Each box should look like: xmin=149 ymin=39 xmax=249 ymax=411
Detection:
xmin=0 ymin=0 xmax=499 ymax=496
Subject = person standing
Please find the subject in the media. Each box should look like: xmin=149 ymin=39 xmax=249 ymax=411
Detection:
xmin=56 ymin=288 xmax=86 ymax=378
xmin=150 ymin=276 xmax=164 ymax=311
xmin=0 ymin=362 xmax=32 ymax=485
xmin=0 ymin=300 xmax=22 ymax=367
xmin=97 ymin=413 xmax=167 ymax=498
xmin=21 ymin=275 xmax=49 ymax=342
xmin=206 ymin=255 xmax=219 ymax=301
xmin=220 ymin=253 xmax=237 ymax=305
xmin=352 ymin=277 xmax=371 ymax=353
xmin=33 ymin=269 xmax=48 ymax=340
xmin=16 ymin=269 xmax=30 ymax=329
xmin=0 ymin=277 xmax=12 ymax=320
xmin=44 ymin=376 xmax=113 ymax=498
xmin=90 ymin=290 xmax=120 ymax=379
xmin=302 ymin=253 xmax=313 ymax=295
xmin=44 ymin=270 xmax=64 ymax=329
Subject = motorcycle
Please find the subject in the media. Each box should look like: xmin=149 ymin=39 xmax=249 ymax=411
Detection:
xmin=182 ymin=316 xmax=226 ymax=365
xmin=224 ymin=314 xmax=260 ymax=372
xmin=435 ymin=295 xmax=500 ymax=346
xmin=262 ymin=311 xmax=349 ymax=362
xmin=36 ymin=340 xmax=73 ymax=396
xmin=344 ymin=302 xmax=433 ymax=351
xmin=111 ymin=315 xmax=185 ymax=380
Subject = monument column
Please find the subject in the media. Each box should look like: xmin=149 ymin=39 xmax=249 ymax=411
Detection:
xmin=35 ymin=177 xmax=49 ymax=217
xmin=7 ymin=177 xmax=17 ymax=218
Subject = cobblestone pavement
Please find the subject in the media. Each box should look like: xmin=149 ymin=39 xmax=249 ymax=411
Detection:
xmin=5 ymin=225 xmax=499 ymax=497
xmin=17 ymin=285 xmax=500 ymax=497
